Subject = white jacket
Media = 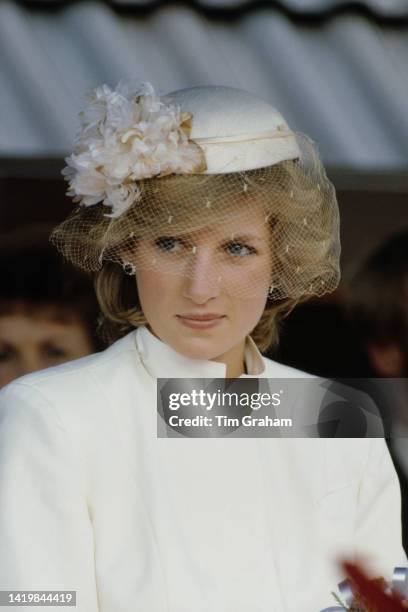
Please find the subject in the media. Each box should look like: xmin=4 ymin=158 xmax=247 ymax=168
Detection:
xmin=0 ymin=326 xmax=406 ymax=611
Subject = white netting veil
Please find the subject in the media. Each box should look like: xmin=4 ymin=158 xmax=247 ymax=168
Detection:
xmin=50 ymin=81 xmax=340 ymax=302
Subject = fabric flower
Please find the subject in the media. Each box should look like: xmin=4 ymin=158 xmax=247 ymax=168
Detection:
xmin=63 ymin=80 xmax=206 ymax=218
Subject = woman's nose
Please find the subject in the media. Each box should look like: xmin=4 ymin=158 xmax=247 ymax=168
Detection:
xmin=182 ymin=248 xmax=221 ymax=303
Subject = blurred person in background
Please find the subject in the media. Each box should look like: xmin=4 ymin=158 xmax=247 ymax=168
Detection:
xmin=0 ymin=225 xmax=104 ymax=388
xmin=347 ymin=228 xmax=408 ymax=380
xmin=347 ymin=228 xmax=408 ymax=553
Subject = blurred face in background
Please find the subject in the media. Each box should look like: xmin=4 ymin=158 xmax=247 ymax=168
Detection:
xmin=366 ymin=276 xmax=408 ymax=378
xmin=0 ymin=303 xmax=94 ymax=388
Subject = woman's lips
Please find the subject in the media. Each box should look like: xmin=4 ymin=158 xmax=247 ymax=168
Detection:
xmin=176 ymin=315 xmax=225 ymax=329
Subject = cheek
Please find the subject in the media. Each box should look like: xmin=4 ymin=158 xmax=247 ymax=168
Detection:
xmin=222 ymin=260 xmax=271 ymax=300
xmin=250 ymin=255 xmax=273 ymax=284
xmin=136 ymin=270 xmax=177 ymax=315
xmin=0 ymin=364 xmax=18 ymax=389
xmin=63 ymin=328 xmax=94 ymax=356
xmin=235 ymin=295 xmax=268 ymax=327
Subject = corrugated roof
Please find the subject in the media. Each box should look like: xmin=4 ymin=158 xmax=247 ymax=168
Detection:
xmin=15 ymin=1 xmax=408 ymax=19
xmin=265 ymin=0 xmax=408 ymax=16
xmin=1 ymin=0 xmax=408 ymax=168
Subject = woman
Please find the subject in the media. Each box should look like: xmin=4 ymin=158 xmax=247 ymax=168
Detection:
xmin=0 ymin=81 xmax=405 ymax=612
xmin=0 ymin=225 xmax=103 ymax=389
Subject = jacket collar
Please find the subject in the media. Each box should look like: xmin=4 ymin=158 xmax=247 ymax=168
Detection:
xmin=134 ymin=326 xmax=265 ymax=379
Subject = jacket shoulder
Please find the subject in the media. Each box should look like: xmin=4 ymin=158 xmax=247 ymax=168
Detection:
xmin=0 ymin=330 xmax=141 ymax=408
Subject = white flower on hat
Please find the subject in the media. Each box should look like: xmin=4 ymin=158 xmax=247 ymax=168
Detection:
xmin=63 ymin=80 xmax=206 ymax=218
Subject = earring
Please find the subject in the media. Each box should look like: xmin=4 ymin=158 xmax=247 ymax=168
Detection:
xmin=123 ymin=261 xmax=136 ymax=276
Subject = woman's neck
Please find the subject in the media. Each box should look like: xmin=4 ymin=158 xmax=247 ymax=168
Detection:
xmin=145 ymin=325 xmax=248 ymax=378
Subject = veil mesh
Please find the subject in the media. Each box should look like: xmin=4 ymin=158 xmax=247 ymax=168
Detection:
xmin=50 ymin=133 xmax=340 ymax=301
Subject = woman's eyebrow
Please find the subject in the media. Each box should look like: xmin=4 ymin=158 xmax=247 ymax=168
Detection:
xmin=156 ymin=231 xmax=267 ymax=244
xmin=221 ymin=233 xmax=267 ymax=243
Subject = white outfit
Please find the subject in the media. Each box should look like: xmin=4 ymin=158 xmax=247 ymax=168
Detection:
xmin=0 ymin=326 xmax=406 ymax=612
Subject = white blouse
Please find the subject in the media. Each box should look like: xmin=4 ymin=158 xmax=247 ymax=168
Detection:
xmin=0 ymin=326 xmax=405 ymax=611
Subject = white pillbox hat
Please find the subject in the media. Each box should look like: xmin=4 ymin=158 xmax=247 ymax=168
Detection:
xmin=164 ymin=85 xmax=301 ymax=174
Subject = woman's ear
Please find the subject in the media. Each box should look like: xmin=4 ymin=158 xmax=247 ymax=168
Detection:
xmin=367 ymin=342 xmax=404 ymax=377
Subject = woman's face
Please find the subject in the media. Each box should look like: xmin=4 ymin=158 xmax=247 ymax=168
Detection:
xmin=134 ymin=204 xmax=272 ymax=364
xmin=0 ymin=307 xmax=94 ymax=388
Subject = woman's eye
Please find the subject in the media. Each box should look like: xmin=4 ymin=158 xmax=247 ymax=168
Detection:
xmin=224 ymin=242 xmax=257 ymax=257
xmin=0 ymin=350 xmax=12 ymax=361
xmin=154 ymin=236 xmax=185 ymax=253
xmin=43 ymin=346 xmax=67 ymax=359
